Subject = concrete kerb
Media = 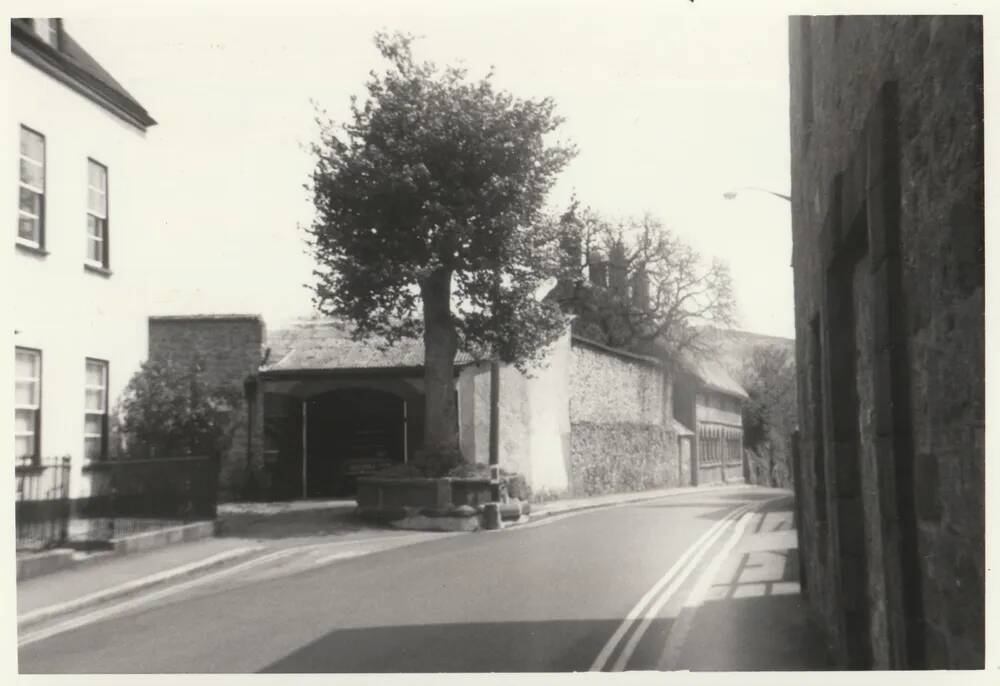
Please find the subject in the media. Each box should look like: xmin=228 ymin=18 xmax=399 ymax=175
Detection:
xmin=17 ymin=544 xmax=263 ymax=629
xmin=16 ymin=550 xmax=76 ymax=582
xmin=110 ymin=520 xmax=217 ymax=555
xmin=17 ymin=521 xmax=220 ymax=583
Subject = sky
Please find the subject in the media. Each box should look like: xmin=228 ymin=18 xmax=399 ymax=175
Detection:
xmin=63 ymin=1 xmax=796 ymax=338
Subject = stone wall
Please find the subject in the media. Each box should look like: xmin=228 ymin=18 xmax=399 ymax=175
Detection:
xmin=570 ymin=339 xmax=665 ymax=425
xmin=148 ymin=315 xmax=267 ymax=500
xmin=568 ymin=338 xmax=679 ymax=496
xmin=568 ymin=423 xmax=678 ymax=496
xmin=789 ymin=16 xmax=983 ymax=669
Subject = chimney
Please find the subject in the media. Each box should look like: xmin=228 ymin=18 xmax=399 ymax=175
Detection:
xmin=631 ymin=266 xmax=651 ymax=311
xmin=588 ymin=249 xmax=608 ymax=288
xmin=609 ymin=242 xmax=628 ymax=297
xmin=559 ymin=233 xmax=584 ymax=286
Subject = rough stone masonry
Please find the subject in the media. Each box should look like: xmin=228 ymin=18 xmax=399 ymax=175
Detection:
xmin=788 ymin=16 xmax=984 ymax=669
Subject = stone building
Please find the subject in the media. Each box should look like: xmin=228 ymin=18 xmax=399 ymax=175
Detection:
xmin=788 ymin=16 xmax=984 ymax=669
xmin=149 ymin=315 xmax=572 ymax=500
xmin=259 ymin=318 xmax=573 ymax=500
xmin=671 ymin=354 xmax=748 ymax=486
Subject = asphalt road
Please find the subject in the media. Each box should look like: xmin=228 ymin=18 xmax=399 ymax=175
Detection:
xmin=19 ymin=487 xmax=790 ymax=673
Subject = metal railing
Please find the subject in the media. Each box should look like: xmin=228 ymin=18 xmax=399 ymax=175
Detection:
xmin=15 ymin=457 xmax=71 ymax=550
xmin=14 ymin=455 xmax=220 ymax=548
xmin=75 ymin=455 xmax=220 ymax=542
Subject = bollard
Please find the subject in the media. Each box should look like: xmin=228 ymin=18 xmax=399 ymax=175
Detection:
xmin=482 ymin=502 xmax=502 ymax=530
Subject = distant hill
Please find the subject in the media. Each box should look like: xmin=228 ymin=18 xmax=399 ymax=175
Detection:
xmin=699 ymin=327 xmax=795 ymax=384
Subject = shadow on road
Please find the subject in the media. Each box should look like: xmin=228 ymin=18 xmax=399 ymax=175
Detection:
xmin=676 ymin=592 xmax=831 ymax=671
xmin=259 ymin=618 xmax=674 ymax=673
xmin=668 ymin=503 xmax=829 ymax=671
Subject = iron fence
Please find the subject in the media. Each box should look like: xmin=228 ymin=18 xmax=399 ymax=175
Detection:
xmin=74 ymin=455 xmax=220 ymax=542
xmin=15 ymin=457 xmax=71 ymax=550
xmin=14 ymin=455 xmax=220 ymax=548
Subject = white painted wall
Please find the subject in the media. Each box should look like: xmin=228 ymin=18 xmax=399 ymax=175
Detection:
xmin=524 ymin=328 xmax=571 ymax=493
xmin=465 ymin=328 xmax=572 ymax=495
xmin=10 ymin=54 xmax=153 ymax=497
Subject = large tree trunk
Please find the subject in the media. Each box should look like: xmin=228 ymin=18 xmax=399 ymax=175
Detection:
xmin=420 ymin=268 xmax=461 ymax=461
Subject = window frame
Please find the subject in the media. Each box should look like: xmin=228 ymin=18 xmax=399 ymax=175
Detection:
xmin=17 ymin=125 xmax=46 ymax=250
xmin=84 ymin=358 xmax=110 ymax=462
xmin=15 ymin=347 xmax=42 ymax=464
xmin=85 ymin=158 xmax=110 ymax=269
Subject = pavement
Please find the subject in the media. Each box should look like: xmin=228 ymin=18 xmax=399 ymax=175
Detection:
xmin=529 ymin=481 xmax=752 ymax=518
xmin=17 ymin=485 xmax=830 ymax=673
xmin=666 ymin=495 xmax=831 ymax=670
xmin=17 ymin=497 xmax=425 ymax=627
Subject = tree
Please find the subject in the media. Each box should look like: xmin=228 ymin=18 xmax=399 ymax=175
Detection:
xmin=551 ymin=208 xmax=736 ymax=359
xmin=116 ymin=358 xmax=242 ymax=460
xmin=307 ymin=32 xmax=575 ymax=472
xmin=740 ymin=344 xmax=797 ymax=487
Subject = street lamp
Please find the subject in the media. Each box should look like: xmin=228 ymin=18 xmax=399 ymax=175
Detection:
xmin=722 ymin=186 xmax=791 ymax=202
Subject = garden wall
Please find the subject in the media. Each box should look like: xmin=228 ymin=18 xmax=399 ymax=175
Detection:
xmin=568 ymin=337 xmax=679 ymax=497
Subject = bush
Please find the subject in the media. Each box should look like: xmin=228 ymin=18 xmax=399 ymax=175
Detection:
xmin=116 ymin=358 xmax=242 ymax=460
xmin=410 ymin=447 xmax=464 ymax=477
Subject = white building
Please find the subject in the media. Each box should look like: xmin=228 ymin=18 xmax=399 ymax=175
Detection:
xmin=11 ymin=18 xmax=157 ymax=497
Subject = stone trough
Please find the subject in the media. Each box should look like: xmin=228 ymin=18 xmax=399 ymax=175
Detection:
xmin=356 ymin=477 xmax=526 ymax=531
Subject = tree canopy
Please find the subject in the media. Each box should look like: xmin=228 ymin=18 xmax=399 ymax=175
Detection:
xmin=307 ymin=32 xmax=575 ymax=465
xmin=551 ymin=208 xmax=736 ymax=360
xmin=740 ymin=343 xmax=797 ymax=487
xmin=116 ymin=358 xmax=242 ymax=460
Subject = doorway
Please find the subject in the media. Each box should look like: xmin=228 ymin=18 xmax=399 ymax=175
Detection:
xmin=305 ymin=388 xmax=409 ymax=497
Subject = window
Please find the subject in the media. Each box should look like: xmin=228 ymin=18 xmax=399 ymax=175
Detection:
xmin=15 ymin=348 xmax=42 ymax=463
xmin=32 ymin=18 xmax=59 ymax=48
xmin=86 ymin=160 xmax=109 ymax=268
xmin=18 ymin=126 xmax=45 ymax=248
xmin=84 ymin=359 xmax=109 ymax=461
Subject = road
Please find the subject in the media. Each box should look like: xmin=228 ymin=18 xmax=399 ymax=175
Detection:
xmin=18 ymin=487 xmax=809 ymax=673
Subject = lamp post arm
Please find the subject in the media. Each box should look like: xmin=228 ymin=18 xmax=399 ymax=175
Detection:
xmin=724 ymin=186 xmax=792 ymax=202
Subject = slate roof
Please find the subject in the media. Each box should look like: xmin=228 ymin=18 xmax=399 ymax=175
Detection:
xmin=262 ymin=318 xmax=478 ymax=373
xmin=679 ymin=353 xmax=749 ymax=400
xmin=11 ymin=18 xmax=156 ymax=129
